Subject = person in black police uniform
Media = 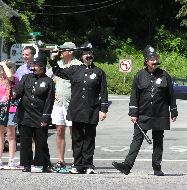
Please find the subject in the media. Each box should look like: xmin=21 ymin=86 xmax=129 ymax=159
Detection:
xmin=112 ymin=45 xmax=178 ymax=176
xmin=14 ymin=53 xmax=55 ymax=172
xmin=49 ymin=42 xmax=108 ymax=174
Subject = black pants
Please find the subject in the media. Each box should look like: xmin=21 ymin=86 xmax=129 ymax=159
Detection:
xmin=72 ymin=122 xmax=97 ymax=171
xmin=124 ymin=126 xmax=164 ymax=171
xmin=20 ymin=125 xmax=51 ymax=168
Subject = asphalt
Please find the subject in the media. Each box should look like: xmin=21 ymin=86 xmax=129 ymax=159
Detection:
xmin=1 ymin=95 xmax=187 ymax=190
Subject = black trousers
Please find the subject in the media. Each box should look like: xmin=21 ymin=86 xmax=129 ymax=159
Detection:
xmin=124 ymin=126 xmax=164 ymax=171
xmin=20 ymin=125 xmax=51 ymax=168
xmin=18 ymin=124 xmax=33 ymax=166
xmin=72 ymin=122 xmax=97 ymax=171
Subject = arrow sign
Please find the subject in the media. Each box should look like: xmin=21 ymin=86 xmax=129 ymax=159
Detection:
xmin=119 ymin=59 xmax=132 ymax=73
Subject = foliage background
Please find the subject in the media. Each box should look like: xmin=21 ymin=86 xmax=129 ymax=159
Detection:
xmin=96 ymin=40 xmax=187 ymax=95
xmin=1 ymin=0 xmax=187 ymax=95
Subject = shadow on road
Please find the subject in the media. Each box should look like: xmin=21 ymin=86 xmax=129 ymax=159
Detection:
xmin=148 ymin=173 xmax=186 ymax=176
xmin=96 ymin=166 xmax=115 ymax=170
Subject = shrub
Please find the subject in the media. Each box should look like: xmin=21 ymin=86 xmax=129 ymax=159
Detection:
xmin=96 ymin=41 xmax=187 ymax=95
xmin=154 ymin=25 xmax=187 ymax=55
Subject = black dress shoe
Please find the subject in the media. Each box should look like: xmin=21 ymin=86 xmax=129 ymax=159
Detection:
xmin=154 ymin=170 xmax=165 ymax=176
xmin=42 ymin=166 xmax=56 ymax=173
xmin=22 ymin=166 xmax=31 ymax=172
xmin=112 ymin=161 xmax=131 ymax=175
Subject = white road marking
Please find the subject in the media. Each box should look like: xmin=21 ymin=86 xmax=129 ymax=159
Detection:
xmin=100 ymin=146 xmax=129 ymax=152
xmin=109 ymin=99 xmax=129 ymax=101
xmin=98 ymin=146 xmax=187 ymax=153
xmin=170 ymin=146 xmax=187 ymax=152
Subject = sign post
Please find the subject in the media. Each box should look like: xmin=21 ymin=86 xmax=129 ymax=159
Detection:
xmin=119 ymin=59 xmax=132 ymax=83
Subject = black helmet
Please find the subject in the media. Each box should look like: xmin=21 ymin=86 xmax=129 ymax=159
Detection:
xmin=79 ymin=42 xmax=94 ymax=62
xmin=80 ymin=41 xmax=93 ymax=52
xmin=143 ymin=45 xmax=159 ymax=61
xmin=32 ymin=52 xmax=47 ymax=68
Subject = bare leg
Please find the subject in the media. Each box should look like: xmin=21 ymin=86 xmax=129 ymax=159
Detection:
xmin=6 ymin=125 xmax=16 ymax=159
xmin=69 ymin=126 xmax=72 ymax=151
xmin=69 ymin=126 xmax=74 ymax=165
xmin=0 ymin=126 xmax=5 ymax=159
xmin=56 ymin=125 xmax=66 ymax=162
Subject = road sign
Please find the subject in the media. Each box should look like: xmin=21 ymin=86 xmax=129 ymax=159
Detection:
xmin=119 ymin=59 xmax=132 ymax=73
xmin=29 ymin=32 xmax=42 ymax=36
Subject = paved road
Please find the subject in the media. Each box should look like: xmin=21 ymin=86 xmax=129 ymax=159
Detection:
xmin=1 ymin=95 xmax=187 ymax=190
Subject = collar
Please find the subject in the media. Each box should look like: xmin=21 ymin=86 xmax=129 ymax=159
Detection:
xmin=83 ymin=63 xmax=95 ymax=69
xmin=26 ymin=63 xmax=31 ymax=69
xmin=145 ymin=66 xmax=159 ymax=74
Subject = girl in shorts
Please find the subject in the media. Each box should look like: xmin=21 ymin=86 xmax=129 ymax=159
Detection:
xmin=0 ymin=60 xmax=18 ymax=168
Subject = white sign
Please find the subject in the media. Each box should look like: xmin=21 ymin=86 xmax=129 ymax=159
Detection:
xmin=10 ymin=43 xmax=39 ymax=66
xmin=119 ymin=59 xmax=132 ymax=73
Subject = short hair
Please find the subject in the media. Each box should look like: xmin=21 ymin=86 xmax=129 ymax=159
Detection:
xmin=23 ymin=46 xmax=36 ymax=56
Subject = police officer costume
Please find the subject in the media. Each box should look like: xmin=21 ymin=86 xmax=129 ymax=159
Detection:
xmin=112 ymin=45 xmax=178 ymax=176
xmin=15 ymin=53 xmax=55 ymax=172
xmin=49 ymin=43 xmax=108 ymax=173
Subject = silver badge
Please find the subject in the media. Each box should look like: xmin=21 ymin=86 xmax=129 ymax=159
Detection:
xmin=90 ymin=73 xmax=96 ymax=79
xmin=149 ymin=47 xmax=155 ymax=52
xmin=40 ymin=82 xmax=46 ymax=87
xmin=156 ymin=78 xmax=162 ymax=84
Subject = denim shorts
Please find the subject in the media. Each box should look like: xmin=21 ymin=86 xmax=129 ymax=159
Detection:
xmin=0 ymin=112 xmax=16 ymax=126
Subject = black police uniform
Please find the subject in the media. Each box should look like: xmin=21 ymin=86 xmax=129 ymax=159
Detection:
xmin=126 ymin=67 xmax=178 ymax=170
xmin=15 ymin=73 xmax=55 ymax=169
xmin=49 ymin=59 xmax=108 ymax=171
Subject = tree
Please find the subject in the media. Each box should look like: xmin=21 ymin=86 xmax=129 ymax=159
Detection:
xmin=1 ymin=0 xmax=185 ymax=60
xmin=3 ymin=0 xmax=45 ymax=43
xmin=176 ymin=0 xmax=187 ymax=27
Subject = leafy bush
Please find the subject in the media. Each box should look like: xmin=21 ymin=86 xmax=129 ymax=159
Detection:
xmin=154 ymin=25 xmax=187 ymax=55
xmin=96 ymin=63 xmax=131 ymax=95
xmin=160 ymin=52 xmax=187 ymax=78
xmin=95 ymin=39 xmax=144 ymax=95
xmin=96 ymin=39 xmax=187 ymax=95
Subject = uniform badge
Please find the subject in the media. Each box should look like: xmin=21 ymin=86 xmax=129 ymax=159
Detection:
xmin=149 ymin=47 xmax=155 ymax=52
xmin=90 ymin=73 xmax=96 ymax=79
xmin=40 ymin=82 xmax=46 ymax=87
xmin=156 ymin=78 xmax=162 ymax=84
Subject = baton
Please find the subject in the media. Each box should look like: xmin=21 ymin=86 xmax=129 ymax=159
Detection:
xmin=51 ymin=46 xmax=91 ymax=53
xmin=135 ymin=122 xmax=152 ymax=144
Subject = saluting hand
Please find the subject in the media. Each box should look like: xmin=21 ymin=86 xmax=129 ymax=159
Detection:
xmin=50 ymin=49 xmax=59 ymax=60
xmin=99 ymin=112 xmax=106 ymax=121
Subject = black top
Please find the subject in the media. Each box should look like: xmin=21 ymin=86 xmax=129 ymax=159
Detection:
xmin=49 ymin=59 xmax=108 ymax=124
xmin=129 ymin=67 xmax=178 ymax=130
xmin=15 ymin=73 xmax=55 ymax=128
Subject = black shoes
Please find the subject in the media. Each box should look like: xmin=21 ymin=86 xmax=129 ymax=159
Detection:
xmin=112 ymin=161 xmax=131 ymax=175
xmin=112 ymin=161 xmax=164 ymax=176
xmin=22 ymin=166 xmax=56 ymax=173
xmin=154 ymin=170 xmax=165 ymax=176
xmin=22 ymin=166 xmax=31 ymax=172
xmin=42 ymin=166 xmax=56 ymax=173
